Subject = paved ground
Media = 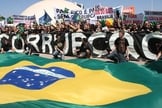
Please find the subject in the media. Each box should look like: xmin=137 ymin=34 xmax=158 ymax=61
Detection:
xmin=39 ymin=53 xmax=146 ymax=65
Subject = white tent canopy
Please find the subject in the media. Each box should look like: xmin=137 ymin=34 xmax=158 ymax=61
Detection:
xmin=21 ymin=0 xmax=81 ymax=24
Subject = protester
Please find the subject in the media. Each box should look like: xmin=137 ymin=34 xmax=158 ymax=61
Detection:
xmin=130 ymin=23 xmax=139 ymax=33
xmin=0 ymin=38 xmax=14 ymax=53
xmin=75 ymin=38 xmax=93 ymax=58
xmin=156 ymin=42 xmax=162 ymax=60
xmin=53 ymin=34 xmax=65 ymax=60
xmin=141 ymin=21 xmax=153 ymax=33
xmin=107 ymin=29 xmax=129 ymax=63
xmin=0 ymin=17 xmax=162 ymax=62
xmin=23 ymin=40 xmax=33 ymax=55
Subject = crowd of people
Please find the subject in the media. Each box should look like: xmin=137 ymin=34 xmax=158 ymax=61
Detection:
xmin=0 ymin=19 xmax=162 ymax=62
xmin=0 ymin=19 xmax=161 ymax=36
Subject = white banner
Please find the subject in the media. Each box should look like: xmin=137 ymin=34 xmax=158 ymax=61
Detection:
xmin=123 ymin=14 xmax=144 ymax=24
xmin=12 ymin=15 xmax=36 ymax=26
xmin=95 ymin=7 xmax=114 ymax=20
xmin=144 ymin=11 xmax=162 ymax=23
xmin=54 ymin=6 xmax=114 ymax=22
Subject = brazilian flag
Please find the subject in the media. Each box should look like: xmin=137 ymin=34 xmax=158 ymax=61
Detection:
xmin=0 ymin=53 xmax=162 ymax=108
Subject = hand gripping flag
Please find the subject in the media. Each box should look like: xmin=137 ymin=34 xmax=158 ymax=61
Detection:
xmin=0 ymin=53 xmax=162 ymax=108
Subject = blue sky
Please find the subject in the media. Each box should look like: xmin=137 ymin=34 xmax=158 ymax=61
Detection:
xmin=0 ymin=0 xmax=162 ymax=17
